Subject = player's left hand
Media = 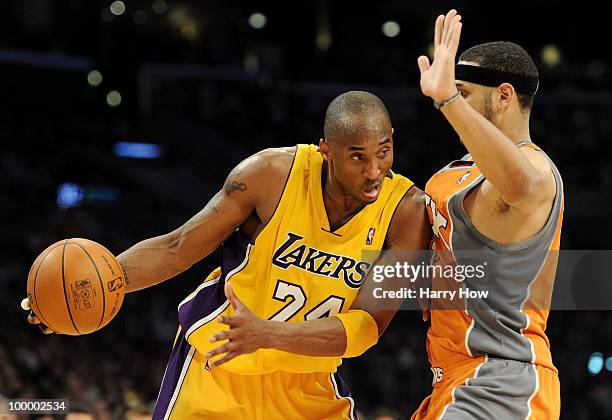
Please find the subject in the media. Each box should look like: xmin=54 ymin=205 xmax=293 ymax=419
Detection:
xmin=21 ymin=297 xmax=55 ymax=334
xmin=206 ymin=282 xmax=272 ymax=368
xmin=417 ymin=9 xmax=463 ymax=101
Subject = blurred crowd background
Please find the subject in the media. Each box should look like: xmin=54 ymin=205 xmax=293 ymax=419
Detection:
xmin=1 ymin=1 xmax=611 ymax=419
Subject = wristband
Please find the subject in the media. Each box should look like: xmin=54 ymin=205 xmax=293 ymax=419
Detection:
xmin=433 ymin=91 xmax=461 ymax=110
xmin=333 ymin=309 xmax=379 ymax=357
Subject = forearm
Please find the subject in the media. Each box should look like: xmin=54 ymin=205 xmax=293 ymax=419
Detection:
xmin=118 ymin=233 xmax=192 ymax=293
xmin=441 ymin=97 xmax=540 ymax=202
xmin=265 ymin=317 xmax=347 ymax=357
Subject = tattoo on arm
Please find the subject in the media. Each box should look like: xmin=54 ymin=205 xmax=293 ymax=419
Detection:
xmin=120 ymin=261 xmax=130 ymax=285
xmin=225 ymin=181 xmax=247 ymax=194
xmin=223 ymin=169 xmax=248 ymax=195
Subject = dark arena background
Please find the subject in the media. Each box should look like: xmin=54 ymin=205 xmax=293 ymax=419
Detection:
xmin=1 ymin=1 xmax=611 ymax=419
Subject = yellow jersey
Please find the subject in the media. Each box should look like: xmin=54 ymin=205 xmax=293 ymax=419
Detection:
xmin=177 ymin=144 xmax=414 ymax=374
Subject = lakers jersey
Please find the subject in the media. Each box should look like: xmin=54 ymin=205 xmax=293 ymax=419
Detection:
xmin=178 ymin=144 xmax=413 ymax=375
xmin=424 ymin=141 xmax=564 ymax=371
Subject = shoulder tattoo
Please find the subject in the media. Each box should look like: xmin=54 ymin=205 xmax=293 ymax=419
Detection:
xmin=223 ymin=168 xmax=248 ymax=195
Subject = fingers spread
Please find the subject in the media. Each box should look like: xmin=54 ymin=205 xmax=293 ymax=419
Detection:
xmin=224 ymin=282 xmax=246 ymax=311
xmin=205 ymin=344 xmax=229 ymax=359
xmin=442 ymin=10 xmax=457 ymax=44
xmin=449 ymin=21 xmax=463 ymax=52
xmin=445 ymin=15 xmax=462 ymax=47
xmin=216 ymin=315 xmax=234 ymax=326
xmin=434 ymin=14 xmax=445 ymax=46
xmin=209 ymin=352 xmax=237 ymax=369
xmin=209 ymin=330 xmax=232 ymax=343
xmin=417 ymin=56 xmax=431 ymax=74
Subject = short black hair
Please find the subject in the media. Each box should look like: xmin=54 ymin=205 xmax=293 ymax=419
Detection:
xmin=459 ymin=41 xmax=538 ymax=111
xmin=323 ymin=91 xmax=391 ymax=142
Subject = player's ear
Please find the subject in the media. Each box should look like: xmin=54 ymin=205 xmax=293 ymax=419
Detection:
xmin=319 ymin=138 xmax=331 ymax=161
xmin=391 ymin=127 xmax=394 ymax=135
xmin=498 ymin=83 xmax=514 ymax=112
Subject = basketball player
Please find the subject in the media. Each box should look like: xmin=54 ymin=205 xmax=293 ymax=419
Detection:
xmin=412 ymin=10 xmax=563 ymax=419
xmin=25 ymin=91 xmax=431 ymax=419
xmin=201 ymin=14 xmax=563 ymax=420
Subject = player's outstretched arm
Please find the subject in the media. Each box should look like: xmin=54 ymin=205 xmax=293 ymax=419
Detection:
xmin=24 ymin=148 xmax=293 ymax=332
xmin=417 ymin=10 xmax=555 ymax=213
xmin=118 ymin=149 xmax=291 ymax=292
xmin=205 ymin=187 xmax=431 ymax=366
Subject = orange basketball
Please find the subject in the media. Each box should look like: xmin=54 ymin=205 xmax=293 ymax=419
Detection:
xmin=26 ymin=238 xmax=126 ymax=335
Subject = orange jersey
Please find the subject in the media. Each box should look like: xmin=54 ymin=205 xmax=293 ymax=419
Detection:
xmin=423 ymin=142 xmax=564 ymax=371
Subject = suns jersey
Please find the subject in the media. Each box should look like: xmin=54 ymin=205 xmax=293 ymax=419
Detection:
xmin=178 ymin=144 xmax=413 ymax=375
xmin=424 ymin=141 xmax=563 ymax=371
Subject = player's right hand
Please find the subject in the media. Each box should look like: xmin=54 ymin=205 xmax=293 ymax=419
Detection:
xmin=21 ymin=297 xmax=55 ymax=334
xmin=417 ymin=9 xmax=463 ymax=102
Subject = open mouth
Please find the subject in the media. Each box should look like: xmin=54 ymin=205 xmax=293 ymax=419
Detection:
xmin=363 ymin=184 xmax=380 ymax=201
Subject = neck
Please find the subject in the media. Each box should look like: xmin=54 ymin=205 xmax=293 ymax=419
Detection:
xmin=321 ymin=164 xmax=365 ymax=230
xmin=497 ymin=112 xmax=531 ymax=144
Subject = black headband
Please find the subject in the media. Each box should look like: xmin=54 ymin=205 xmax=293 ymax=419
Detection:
xmin=455 ymin=64 xmax=539 ymax=96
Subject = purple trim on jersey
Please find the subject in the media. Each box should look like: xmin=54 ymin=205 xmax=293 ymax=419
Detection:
xmin=333 ymin=372 xmax=353 ymax=398
xmin=221 ymin=229 xmax=251 ymax=281
xmin=333 ymin=372 xmax=358 ymax=420
xmin=177 ymin=230 xmax=249 ymax=331
xmin=177 ymin=280 xmax=226 ymax=331
xmin=152 ymin=330 xmax=190 ymax=420
xmin=153 ymin=231 xmax=251 ymax=419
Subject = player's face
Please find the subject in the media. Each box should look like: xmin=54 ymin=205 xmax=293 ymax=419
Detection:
xmin=323 ymin=121 xmax=394 ymax=205
xmin=456 ymin=61 xmax=497 ymax=122
xmin=455 ymin=80 xmax=494 ymax=122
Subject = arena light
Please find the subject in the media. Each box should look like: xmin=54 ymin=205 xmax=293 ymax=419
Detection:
xmin=588 ymin=352 xmax=604 ymax=375
xmin=114 ymin=142 xmax=163 ymax=159
xmin=606 ymin=357 xmax=612 ymax=372
xmin=57 ymin=183 xmax=85 ymax=209
xmin=316 ymin=32 xmax=332 ymax=51
xmin=87 ymin=70 xmax=102 ymax=87
xmin=110 ymin=1 xmax=126 ymax=16
xmin=106 ymin=90 xmax=122 ymax=107
xmin=152 ymin=0 xmax=167 ymax=15
xmin=541 ymin=44 xmax=561 ymax=67
xmin=248 ymin=12 xmax=267 ymax=29
xmin=382 ymin=21 xmax=401 ymax=38
xmin=133 ymin=10 xmax=148 ymax=24
xmin=169 ymin=7 xmax=199 ymax=40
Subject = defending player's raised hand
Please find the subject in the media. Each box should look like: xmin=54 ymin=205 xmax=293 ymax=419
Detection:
xmin=21 ymin=297 xmax=54 ymax=334
xmin=206 ymin=282 xmax=272 ymax=368
xmin=417 ymin=9 xmax=463 ymax=101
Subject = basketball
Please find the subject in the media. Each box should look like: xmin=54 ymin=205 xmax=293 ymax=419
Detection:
xmin=26 ymin=238 xmax=126 ymax=335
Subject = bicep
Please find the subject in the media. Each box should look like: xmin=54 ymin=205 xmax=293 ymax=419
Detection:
xmin=481 ymin=150 xmax=556 ymax=213
xmin=172 ymin=163 xmax=259 ymax=266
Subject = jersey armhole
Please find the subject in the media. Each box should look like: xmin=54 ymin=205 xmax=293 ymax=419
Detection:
xmin=250 ymin=145 xmax=301 ymax=245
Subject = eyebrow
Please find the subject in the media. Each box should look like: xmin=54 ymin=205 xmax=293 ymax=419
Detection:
xmin=348 ymin=138 xmax=391 ymax=151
